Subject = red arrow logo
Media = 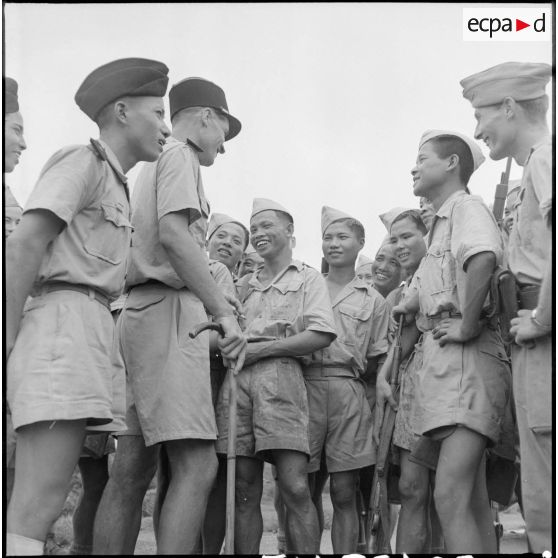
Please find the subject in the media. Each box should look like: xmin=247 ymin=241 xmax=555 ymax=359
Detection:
xmin=516 ymin=19 xmax=530 ymax=31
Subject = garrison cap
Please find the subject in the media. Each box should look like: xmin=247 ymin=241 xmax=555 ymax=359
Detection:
xmin=460 ymin=62 xmax=552 ymax=108
xmin=321 ymin=205 xmax=358 ymax=235
xmin=75 ymin=58 xmax=169 ymax=121
xmin=251 ymin=198 xmax=293 ymax=222
xmin=5 ymin=77 xmax=19 ymax=113
xmin=356 ymin=254 xmax=373 ymax=270
xmin=169 ymin=77 xmax=241 ymax=141
xmin=243 ymin=244 xmax=257 ymax=256
xmin=379 ymin=207 xmax=411 ymax=232
xmin=207 ymin=212 xmax=249 ymax=249
xmin=4 ymin=185 xmax=22 ymax=209
xmin=419 ymin=129 xmax=485 ymax=172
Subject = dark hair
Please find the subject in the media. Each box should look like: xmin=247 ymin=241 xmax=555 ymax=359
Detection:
xmin=390 ymin=210 xmax=427 ymax=236
xmin=427 ymin=135 xmax=474 ymax=186
xmin=324 ymin=217 xmax=365 ymax=240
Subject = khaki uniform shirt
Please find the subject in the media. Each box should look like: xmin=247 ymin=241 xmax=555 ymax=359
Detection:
xmin=508 ymin=136 xmax=552 ymax=285
xmin=305 ymin=277 xmax=389 ymax=375
xmin=238 ymin=260 xmax=337 ymax=342
xmin=209 ymin=259 xmax=237 ymax=300
xmin=408 ymin=190 xmax=503 ymax=332
xmin=24 ymin=141 xmax=131 ymax=299
xmin=126 ymin=137 xmax=210 ymax=289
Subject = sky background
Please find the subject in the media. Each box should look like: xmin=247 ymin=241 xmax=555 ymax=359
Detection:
xmin=4 ymin=3 xmax=553 ymax=269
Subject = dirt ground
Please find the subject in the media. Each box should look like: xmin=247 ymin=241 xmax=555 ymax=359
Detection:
xmin=49 ymin=462 xmax=527 ymax=555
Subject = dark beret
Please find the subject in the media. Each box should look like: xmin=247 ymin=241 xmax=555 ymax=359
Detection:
xmin=5 ymin=77 xmax=19 ymax=114
xmin=169 ymin=77 xmax=241 ymax=141
xmin=75 ymin=57 xmax=169 ymax=121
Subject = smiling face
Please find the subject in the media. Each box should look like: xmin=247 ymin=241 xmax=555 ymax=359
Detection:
xmin=371 ymin=243 xmax=401 ymax=297
xmin=4 ymin=205 xmax=23 ymax=238
xmin=322 ymin=220 xmax=364 ymax=268
xmin=419 ymin=197 xmax=436 ymax=231
xmin=390 ymin=216 xmax=426 ymax=274
xmin=124 ymin=96 xmax=170 ymax=163
xmin=473 ymin=103 xmax=515 ymax=161
xmin=411 ymin=140 xmax=448 ymax=198
xmin=197 ymin=109 xmax=229 ymax=167
xmin=238 ymin=251 xmax=264 ymax=278
xmin=4 ymin=112 xmax=26 ymax=173
xmin=356 ymin=263 xmax=374 ymax=286
xmin=207 ymin=222 xmax=247 ymax=272
xmin=250 ymin=210 xmax=293 ymax=262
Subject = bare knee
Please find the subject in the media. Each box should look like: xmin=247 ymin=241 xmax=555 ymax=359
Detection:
xmin=330 ymin=475 xmax=356 ymax=510
xmin=399 ymin=473 xmax=429 ymax=506
xmin=236 ymin=475 xmax=262 ymax=511
xmin=109 ymin=439 xmax=157 ymax=495
xmin=434 ymin=479 xmax=470 ymax=519
xmin=280 ymin=475 xmax=311 ymax=510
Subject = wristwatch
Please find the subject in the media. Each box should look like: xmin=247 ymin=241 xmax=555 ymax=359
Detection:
xmin=531 ymin=308 xmax=551 ymax=331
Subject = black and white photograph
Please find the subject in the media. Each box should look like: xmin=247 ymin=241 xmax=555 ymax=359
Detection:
xmin=4 ymin=2 xmax=553 ymax=555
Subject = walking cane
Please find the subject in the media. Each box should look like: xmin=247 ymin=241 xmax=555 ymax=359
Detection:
xmin=190 ymin=322 xmax=238 ymax=555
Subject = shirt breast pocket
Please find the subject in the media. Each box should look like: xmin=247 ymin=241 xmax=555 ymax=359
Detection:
xmin=424 ymin=246 xmax=456 ymax=296
xmin=84 ymin=201 xmax=132 ymax=265
xmin=337 ymin=303 xmax=372 ymax=347
xmin=269 ymin=279 xmax=304 ymax=323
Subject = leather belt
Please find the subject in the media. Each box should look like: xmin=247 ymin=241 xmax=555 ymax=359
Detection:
xmin=517 ymin=284 xmax=540 ymax=311
xmin=39 ymin=281 xmax=111 ymax=311
xmin=303 ymin=364 xmax=356 ymax=379
xmin=424 ymin=310 xmax=462 ymax=331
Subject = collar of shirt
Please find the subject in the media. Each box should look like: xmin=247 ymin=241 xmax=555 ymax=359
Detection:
xmin=524 ymin=134 xmax=551 ymax=167
xmin=330 ymin=275 xmax=369 ymax=307
xmin=97 ymin=139 xmax=127 ymax=184
xmin=248 ymin=259 xmax=304 ymax=292
xmin=435 ymin=189 xmax=468 ymax=219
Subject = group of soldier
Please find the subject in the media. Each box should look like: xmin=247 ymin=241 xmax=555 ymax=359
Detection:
xmin=4 ymin=57 xmax=552 ymax=555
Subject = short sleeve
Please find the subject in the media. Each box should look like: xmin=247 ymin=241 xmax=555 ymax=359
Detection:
xmin=24 ymin=145 xmax=94 ymax=225
xmin=529 ymin=145 xmax=552 ymax=222
xmin=302 ymin=268 xmax=337 ymax=337
xmin=451 ymin=197 xmax=502 ymax=269
xmin=156 ymin=144 xmax=202 ymax=224
xmin=366 ymin=294 xmax=389 ymax=358
xmin=209 ymin=260 xmax=237 ymax=300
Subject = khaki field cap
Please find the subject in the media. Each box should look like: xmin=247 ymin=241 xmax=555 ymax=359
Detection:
xmin=356 ymin=254 xmax=373 ymax=270
xmin=419 ymin=130 xmax=485 ymax=172
xmin=74 ymin=58 xmax=169 ymax=121
xmin=207 ymin=212 xmax=249 ymax=248
xmin=5 ymin=77 xmax=19 ymax=113
xmin=460 ymin=61 xmax=552 ymax=108
xmin=321 ymin=205 xmax=356 ymax=236
xmin=250 ymin=198 xmax=293 ymax=221
xmin=379 ymin=207 xmax=411 ymax=232
xmin=169 ymin=77 xmax=241 ymax=141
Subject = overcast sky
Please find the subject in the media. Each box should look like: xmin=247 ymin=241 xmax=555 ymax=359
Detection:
xmin=4 ymin=3 xmax=552 ymax=269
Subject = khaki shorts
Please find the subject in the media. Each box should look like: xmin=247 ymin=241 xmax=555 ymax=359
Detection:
xmin=306 ymin=377 xmax=375 ymax=473
xmin=414 ymin=327 xmax=512 ymax=445
xmin=119 ymin=284 xmax=216 ymax=446
xmin=8 ymin=290 xmax=123 ymax=431
xmin=215 ymin=357 xmax=309 ymax=462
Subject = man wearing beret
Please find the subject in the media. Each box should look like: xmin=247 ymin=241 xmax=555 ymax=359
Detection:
xmin=215 ymin=198 xmax=336 ymax=553
xmin=461 ymin=61 xmax=552 ymax=553
xmin=5 ymin=58 xmax=170 ymax=556
xmin=305 ymin=206 xmax=388 ymax=553
xmin=393 ymin=130 xmax=512 ymax=553
xmin=93 ymin=77 xmax=246 ymax=555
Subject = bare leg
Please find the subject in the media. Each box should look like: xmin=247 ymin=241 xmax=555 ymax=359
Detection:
xmin=433 ymin=426 xmax=488 ymax=554
xmin=71 ymin=455 xmax=109 ymax=555
xmin=156 ymin=439 xmax=217 ymax=554
xmin=309 ymin=461 xmax=328 ymax=538
xmin=330 ymin=470 xmax=359 ymax=553
xmin=274 ymin=449 xmax=320 ymax=554
xmin=471 ymin=452 xmax=497 ymax=553
xmin=93 ymin=435 xmax=158 ymax=555
xmin=396 ymin=449 xmax=430 ymax=553
xmin=235 ymin=456 xmax=264 ymax=554
xmin=273 ymin=477 xmax=288 ymax=552
xmin=153 ymin=446 xmax=170 ymax=544
xmin=7 ymin=420 xmax=86 ymax=541
xmin=202 ymin=455 xmax=227 ymax=554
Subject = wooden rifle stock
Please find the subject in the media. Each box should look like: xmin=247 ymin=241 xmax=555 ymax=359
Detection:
xmin=368 ymin=317 xmax=404 ymax=553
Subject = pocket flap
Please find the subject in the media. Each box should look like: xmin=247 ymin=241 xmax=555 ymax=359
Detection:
xmin=273 ymin=278 xmax=304 ymax=295
xmin=101 ymin=202 xmax=132 ymax=228
xmin=338 ymin=303 xmax=372 ymax=321
xmin=126 ymin=290 xmax=166 ymax=311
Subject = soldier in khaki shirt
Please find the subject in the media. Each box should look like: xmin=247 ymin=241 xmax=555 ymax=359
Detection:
xmin=461 ymin=61 xmax=552 ymax=553
xmin=5 ymin=58 xmax=170 ymax=556
xmin=394 ymin=130 xmax=511 ymax=553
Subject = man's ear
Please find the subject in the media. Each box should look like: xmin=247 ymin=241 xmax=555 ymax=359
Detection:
xmin=113 ymin=99 xmax=129 ymax=124
xmin=501 ymin=97 xmax=517 ymax=120
xmin=200 ymin=107 xmax=212 ymax=128
xmin=447 ymin=153 xmax=460 ymax=172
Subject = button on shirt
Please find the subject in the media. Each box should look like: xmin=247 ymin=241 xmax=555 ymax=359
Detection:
xmin=24 ymin=141 xmax=131 ymax=299
xmin=305 ymin=277 xmax=389 ymax=375
xmin=408 ymin=190 xmax=503 ymax=332
xmin=126 ymin=137 xmax=210 ymax=289
xmin=239 ymin=260 xmax=337 ymax=342
xmin=508 ymin=136 xmax=552 ymax=286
